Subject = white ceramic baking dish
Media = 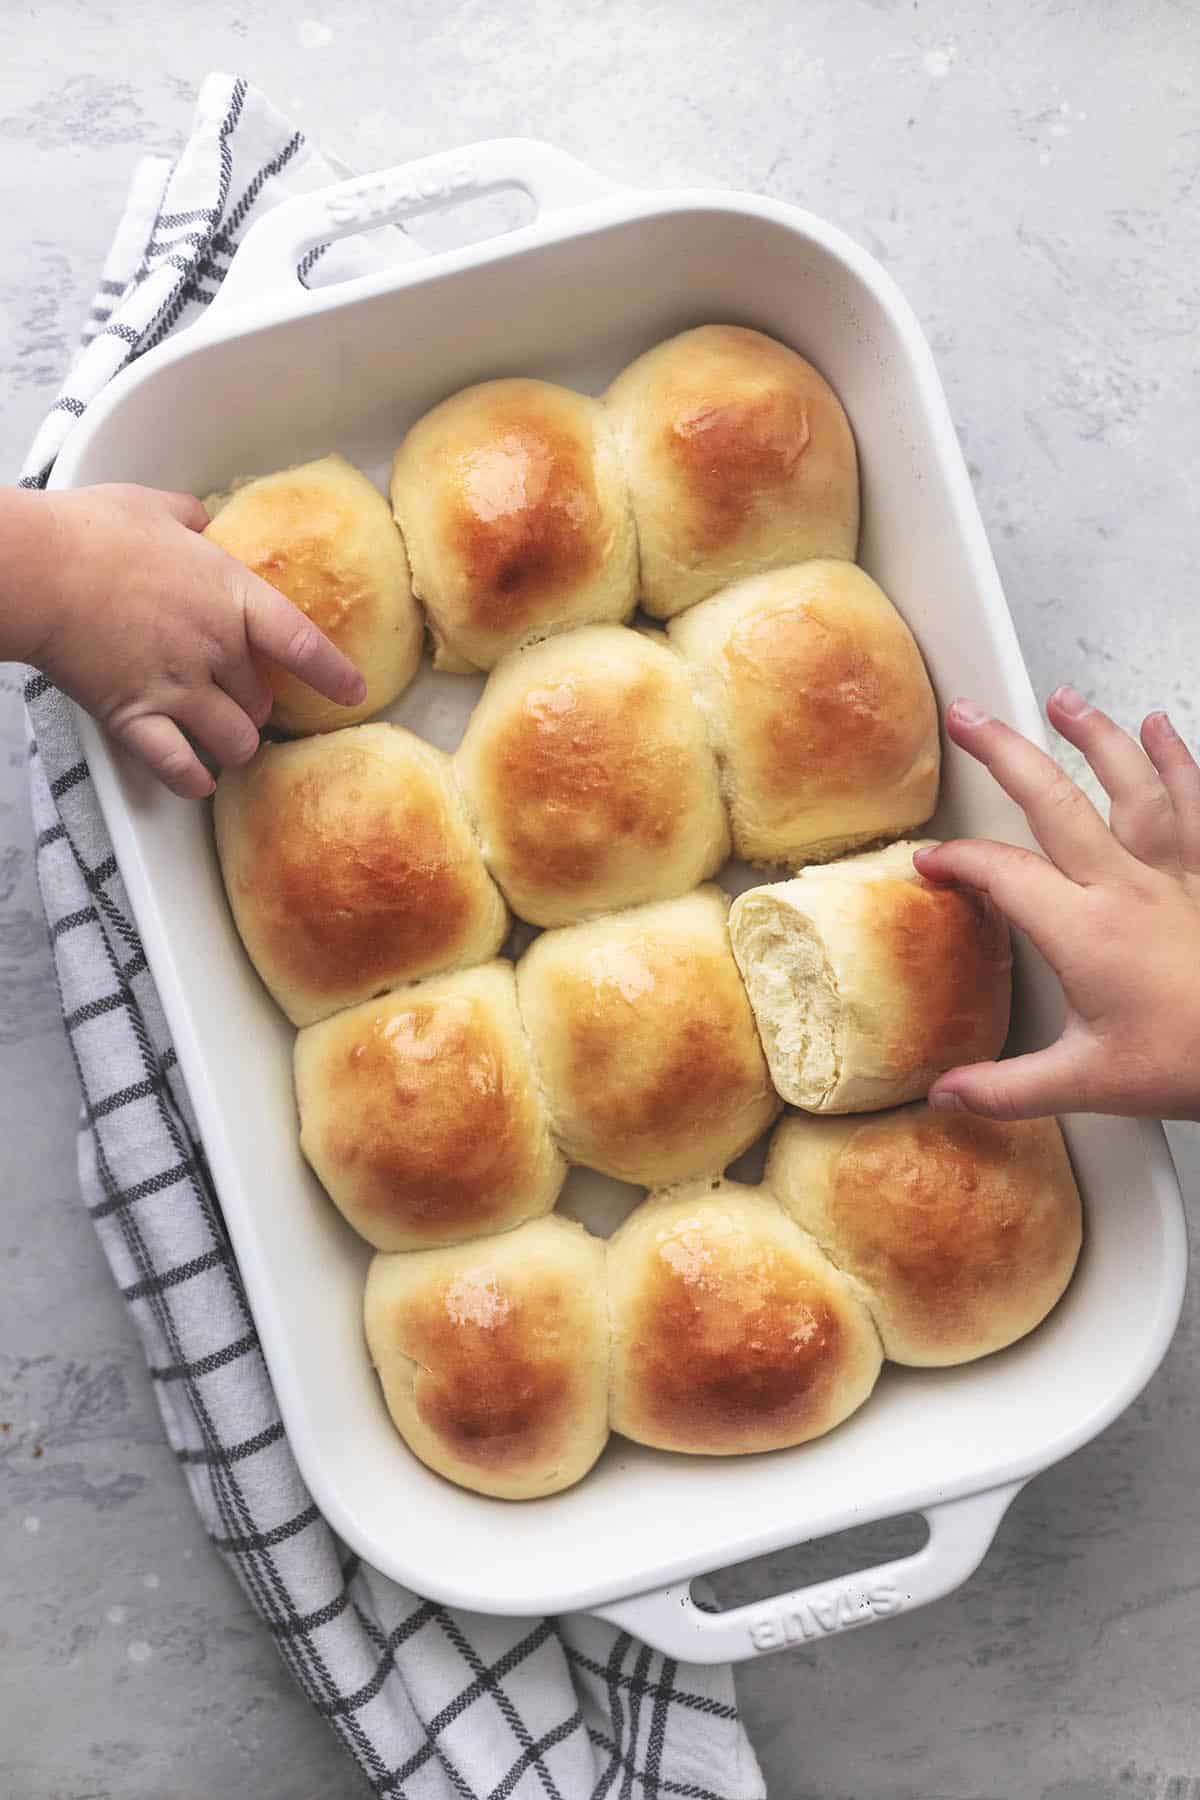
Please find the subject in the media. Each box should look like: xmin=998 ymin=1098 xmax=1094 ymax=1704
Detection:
xmin=52 ymin=139 xmax=1187 ymax=1663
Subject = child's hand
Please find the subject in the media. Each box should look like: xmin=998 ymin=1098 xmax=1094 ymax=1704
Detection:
xmin=914 ymin=687 xmax=1200 ymax=1121
xmin=6 ymin=483 xmax=367 ymax=798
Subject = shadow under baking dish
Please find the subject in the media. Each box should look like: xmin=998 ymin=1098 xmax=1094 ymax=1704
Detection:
xmin=53 ymin=186 xmax=1186 ymax=1622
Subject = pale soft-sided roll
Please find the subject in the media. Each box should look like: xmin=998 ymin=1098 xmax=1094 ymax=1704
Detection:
xmin=214 ymin=723 xmax=507 ymax=1027
xmin=729 ymin=841 xmax=1012 ymax=1114
xmin=454 ymin=624 xmax=729 ymax=927
xmin=204 ymin=453 xmax=423 ymax=735
xmin=607 ymin=1181 xmax=882 ymax=1455
xmin=605 ymin=324 xmax=859 ymax=619
xmin=516 ymin=886 xmax=780 ymax=1187
xmin=295 ymin=963 xmax=565 ymax=1252
xmin=668 ymin=561 xmax=939 ymax=865
xmin=390 ymin=377 xmax=638 ymax=671
xmin=766 ymin=1106 xmax=1082 ymax=1365
xmin=364 ymin=1216 xmax=610 ymax=1499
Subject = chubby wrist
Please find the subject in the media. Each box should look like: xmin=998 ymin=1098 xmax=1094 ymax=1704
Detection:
xmin=0 ymin=486 xmax=74 ymax=667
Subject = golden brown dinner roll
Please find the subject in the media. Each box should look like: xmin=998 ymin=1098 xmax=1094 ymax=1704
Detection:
xmin=214 ymin=723 xmax=507 ymax=1027
xmin=607 ymin=1181 xmax=882 ymax=1455
xmin=295 ymin=963 xmax=565 ymax=1252
xmin=454 ymin=625 xmax=730 ymax=927
xmin=364 ymin=1215 xmax=610 ymax=1499
xmin=766 ymin=1107 xmax=1082 ymax=1365
xmin=204 ymin=454 xmax=422 ymax=734
xmin=604 ymin=325 xmax=859 ymax=619
xmin=729 ymin=841 xmax=1012 ymax=1114
xmin=516 ymin=887 xmax=780 ymax=1186
xmin=668 ymin=562 xmax=939 ymax=865
xmin=390 ymin=378 xmax=637 ymax=672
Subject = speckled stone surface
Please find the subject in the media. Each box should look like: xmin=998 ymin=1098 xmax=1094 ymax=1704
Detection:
xmin=3 ymin=4 xmax=1200 ymax=1796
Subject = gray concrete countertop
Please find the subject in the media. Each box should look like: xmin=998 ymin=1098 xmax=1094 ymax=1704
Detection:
xmin=3 ymin=4 xmax=1199 ymax=1796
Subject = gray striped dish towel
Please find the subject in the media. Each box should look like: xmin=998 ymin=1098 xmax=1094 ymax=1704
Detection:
xmin=20 ymin=70 xmax=767 ymax=1800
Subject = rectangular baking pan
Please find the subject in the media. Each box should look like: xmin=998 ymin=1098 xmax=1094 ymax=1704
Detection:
xmin=51 ymin=139 xmax=1187 ymax=1662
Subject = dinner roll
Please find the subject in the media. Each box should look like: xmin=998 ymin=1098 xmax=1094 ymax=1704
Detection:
xmin=729 ymin=841 xmax=1012 ymax=1114
xmin=390 ymin=378 xmax=637 ymax=672
xmin=605 ymin=325 xmax=859 ymax=619
xmin=766 ymin=1107 xmax=1082 ymax=1365
xmin=455 ymin=625 xmax=729 ymax=927
xmin=295 ymin=963 xmax=565 ymax=1252
xmin=668 ymin=562 xmax=939 ymax=865
xmin=214 ymin=723 xmax=507 ymax=1027
xmin=607 ymin=1181 xmax=882 ymax=1455
xmin=516 ymin=887 xmax=780 ymax=1186
xmin=204 ymin=454 xmax=422 ymax=734
xmin=364 ymin=1216 xmax=610 ymax=1499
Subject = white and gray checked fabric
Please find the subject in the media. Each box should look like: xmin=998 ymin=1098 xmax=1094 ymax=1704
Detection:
xmin=18 ymin=71 xmax=767 ymax=1800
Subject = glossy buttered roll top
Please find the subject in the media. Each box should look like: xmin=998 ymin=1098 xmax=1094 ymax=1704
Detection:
xmin=390 ymin=377 xmax=638 ymax=671
xmin=364 ymin=1216 xmax=611 ymax=1501
xmin=606 ymin=1181 xmax=883 ymax=1456
xmin=766 ymin=1105 xmax=1083 ymax=1366
xmin=454 ymin=624 xmax=729 ymax=927
xmin=213 ymin=723 xmax=507 ymax=1027
xmin=515 ymin=886 xmax=781 ymax=1187
xmin=668 ymin=561 xmax=940 ymax=866
xmin=605 ymin=324 xmax=860 ymax=618
xmin=294 ymin=963 xmax=565 ymax=1252
xmin=204 ymin=454 xmax=423 ymax=735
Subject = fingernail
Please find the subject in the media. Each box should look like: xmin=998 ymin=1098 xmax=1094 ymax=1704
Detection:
xmin=347 ymin=674 xmax=367 ymax=704
xmin=928 ymin=1088 xmax=965 ymax=1112
xmin=1052 ymin=685 xmax=1090 ymax=719
xmin=950 ymin=699 xmax=989 ymax=727
xmin=1148 ymin=710 xmax=1177 ymax=739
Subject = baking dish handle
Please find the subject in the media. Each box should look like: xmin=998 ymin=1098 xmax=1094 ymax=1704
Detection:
xmin=588 ymin=1481 xmax=1023 ymax=1664
xmin=207 ymin=137 xmax=625 ymax=318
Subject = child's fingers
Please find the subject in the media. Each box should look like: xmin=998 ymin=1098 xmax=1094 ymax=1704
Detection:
xmin=158 ymin=491 xmax=211 ymax=533
xmin=1047 ymin=687 xmax=1178 ymax=872
xmin=112 ymin=713 xmax=215 ymax=799
xmin=216 ymin=655 xmax=275 ymax=730
xmin=945 ymin=700 xmax=1133 ymax=885
xmin=175 ymin=688 xmax=261 ymax=769
xmin=912 ymin=838 xmax=1077 ymax=968
xmin=1141 ymin=711 xmax=1200 ymax=874
xmin=927 ymin=1042 xmax=1089 ymax=1120
xmin=241 ymin=578 xmax=367 ymax=707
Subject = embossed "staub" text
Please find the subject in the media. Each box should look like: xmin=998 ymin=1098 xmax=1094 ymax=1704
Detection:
xmin=325 ymin=164 xmax=477 ymax=229
xmin=749 ymin=1580 xmax=903 ymax=1652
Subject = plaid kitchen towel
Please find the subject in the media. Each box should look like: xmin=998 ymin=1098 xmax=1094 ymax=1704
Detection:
xmin=20 ymin=71 xmax=767 ymax=1800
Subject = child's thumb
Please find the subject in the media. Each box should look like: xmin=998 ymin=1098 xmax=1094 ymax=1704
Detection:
xmin=927 ymin=1044 xmax=1088 ymax=1121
